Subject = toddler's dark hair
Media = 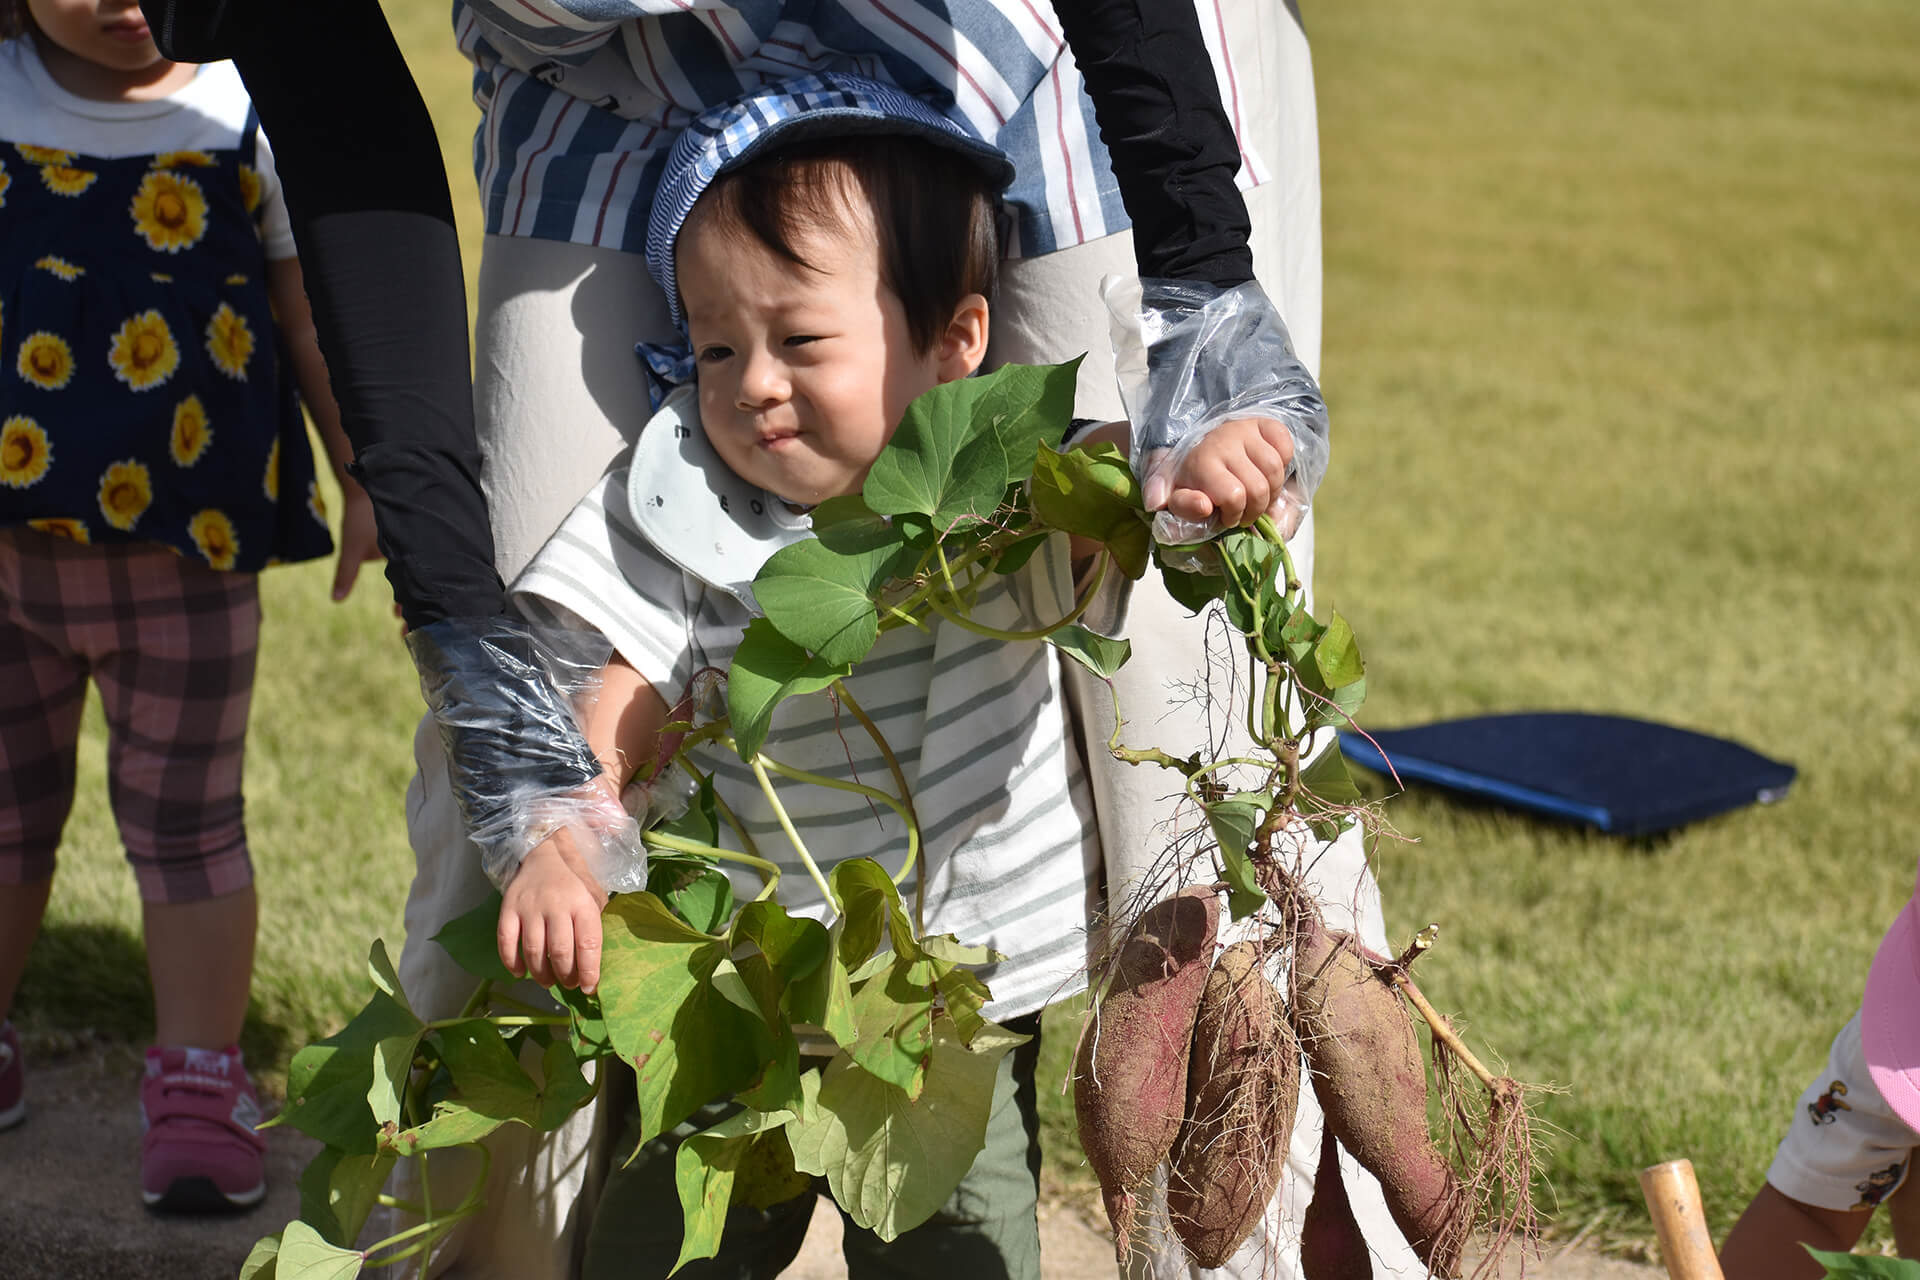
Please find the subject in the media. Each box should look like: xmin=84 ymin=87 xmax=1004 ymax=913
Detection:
xmin=689 ymin=134 xmax=1002 ymax=355
xmin=1 ymin=0 xmax=30 ymax=42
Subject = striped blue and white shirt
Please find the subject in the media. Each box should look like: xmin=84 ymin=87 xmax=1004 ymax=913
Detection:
xmin=452 ymin=0 xmax=1269 ymax=260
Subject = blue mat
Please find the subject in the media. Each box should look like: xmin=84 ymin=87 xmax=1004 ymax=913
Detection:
xmin=1338 ymin=712 xmax=1796 ymax=837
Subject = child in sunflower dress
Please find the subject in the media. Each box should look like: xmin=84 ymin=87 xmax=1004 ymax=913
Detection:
xmin=0 ymin=0 xmax=379 ymax=1212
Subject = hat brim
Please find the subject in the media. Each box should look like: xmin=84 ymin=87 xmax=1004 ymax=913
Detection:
xmin=711 ymin=110 xmax=1016 ymax=192
xmin=1862 ymin=897 xmax=1920 ymax=1133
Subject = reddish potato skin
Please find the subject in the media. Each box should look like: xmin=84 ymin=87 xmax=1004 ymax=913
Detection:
xmin=1074 ymin=887 xmax=1222 ymax=1251
xmin=1293 ymin=923 xmax=1466 ymax=1277
xmin=1167 ymin=940 xmax=1298 ymax=1268
xmin=1300 ymin=1123 xmax=1374 ymax=1280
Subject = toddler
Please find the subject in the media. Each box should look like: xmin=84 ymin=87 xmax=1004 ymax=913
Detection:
xmin=1719 ymin=856 xmax=1920 ymax=1275
xmin=499 ymin=74 xmax=1297 ymax=1278
xmin=0 ymin=0 xmax=377 ymax=1212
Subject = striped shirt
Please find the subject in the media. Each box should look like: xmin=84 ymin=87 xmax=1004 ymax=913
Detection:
xmin=453 ymin=0 xmax=1268 ymax=260
xmin=511 ymin=468 xmax=1104 ymax=1019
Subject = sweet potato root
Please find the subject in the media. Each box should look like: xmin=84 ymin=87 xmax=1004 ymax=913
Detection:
xmin=1292 ymin=922 xmax=1467 ymax=1277
xmin=1300 ymin=1123 xmax=1373 ymax=1280
xmin=1167 ymin=940 xmax=1297 ymax=1268
xmin=1074 ymin=886 xmax=1221 ymax=1254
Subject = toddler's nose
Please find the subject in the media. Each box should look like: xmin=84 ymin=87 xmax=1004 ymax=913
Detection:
xmin=736 ymin=348 xmax=790 ymax=409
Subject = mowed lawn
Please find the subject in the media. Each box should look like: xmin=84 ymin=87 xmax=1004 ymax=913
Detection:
xmin=12 ymin=0 xmax=1918 ymax=1253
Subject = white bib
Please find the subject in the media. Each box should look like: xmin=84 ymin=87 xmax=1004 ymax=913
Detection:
xmin=623 ymin=387 xmax=813 ymax=612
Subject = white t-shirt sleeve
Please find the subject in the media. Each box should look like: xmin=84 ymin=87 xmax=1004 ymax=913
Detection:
xmin=248 ymin=126 xmax=296 ymax=261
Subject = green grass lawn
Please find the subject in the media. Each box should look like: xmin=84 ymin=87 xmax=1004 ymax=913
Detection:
xmin=1307 ymin=0 xmax=1920 ymax=1247
xmin=11 ymin=0 xmax=1918 ymax=1255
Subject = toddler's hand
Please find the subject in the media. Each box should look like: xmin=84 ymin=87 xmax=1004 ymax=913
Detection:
xmin=1153 ymin=417 xmax=1296 ymax=532
xmin=498 ymin=824 xmax=610 ymax=994
xmin=330 ymin=480 xmax=385 ymax=603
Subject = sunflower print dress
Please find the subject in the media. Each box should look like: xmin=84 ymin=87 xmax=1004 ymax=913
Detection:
xmin=0 ymin=116 xmax=330 ymax=571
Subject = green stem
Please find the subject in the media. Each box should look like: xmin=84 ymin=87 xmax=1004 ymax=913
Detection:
xmin=420 ymin=1014 xmax=569 ymax=1032
xmin=923 ymin=552 xmax=1108 ymax=643
xmin=642 ymin=828 xmax=783 ymax=894
xmin=456 ymin=978 xmax=492 ymax=1021
xmin=756 ymin=753 xmax=920 ymax=892
xmin=1243 ymin=649 xmax=1270 ymax=749
xmin=375 ymin=1194 xmax=426 ymax=1214
xmin=1261 ymin=659 xmax=1285 ymax=746
xmin=885 ymin=535 xmax=1005 ymax=631
xmin=934 ymin=538 xmax=964 ymax=602
xmin=751 ymin=756 xmax=837 ymax=908
xmin=879 ymin=600 xmax=930 ymax=631
xmin=827 ymin=681 xmax=924 ymax=915
xmin=362 ymin=1201 xmax=484 ymax=1270
xmin=484 ymin=990 xmax=560 ymax=1018
xmin=1257 ymin=515 xmax=1302 ymax=599
xmin=1112 ymin=744 xmax=1205 ymax=777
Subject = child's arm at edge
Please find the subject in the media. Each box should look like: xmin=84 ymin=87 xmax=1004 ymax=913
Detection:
xmin=266 ymin=256 xmax=384 ymax=602
xmin=497 ymin=654 xmax=668 ymax=995
xmin=1720 ymin=1182 xmax=1873 ymax=1279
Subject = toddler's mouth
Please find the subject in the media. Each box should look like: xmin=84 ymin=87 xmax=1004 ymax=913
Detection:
xmin=103 ymin=15 xmax=153 ymax=41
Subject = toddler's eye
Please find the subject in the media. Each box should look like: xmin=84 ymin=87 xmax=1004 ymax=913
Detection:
xmin=697 ymin=345 xmax=733 ymax=363
xmin=783 ymin=334 xmax=820 ymax=348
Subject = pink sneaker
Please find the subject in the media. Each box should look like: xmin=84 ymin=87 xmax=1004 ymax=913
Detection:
xmin=139 ymin=1045 xmax=267 ymax=1212
xmin=0 ymin=1021 xmax=23 ymax=1131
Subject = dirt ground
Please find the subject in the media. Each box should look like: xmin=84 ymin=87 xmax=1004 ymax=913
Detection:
xmin=0 ymin=1048 xmax=1668 ymax=1279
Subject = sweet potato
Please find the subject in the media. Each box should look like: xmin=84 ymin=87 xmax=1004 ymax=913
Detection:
xmin=1300 ymin=1123 xmax=1373 ymax=1280
xmin=1074 ymin=886 xmax=1221 ymax=1253
xmin=1166 ymin=940 xmax=1297 ymax=1268
xmin=1292 ymin=922 xmax=1467 ymax=1277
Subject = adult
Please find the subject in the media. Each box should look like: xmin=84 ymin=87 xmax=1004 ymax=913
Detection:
xmin=142 ymin=1 xmax=1424 ymax=1276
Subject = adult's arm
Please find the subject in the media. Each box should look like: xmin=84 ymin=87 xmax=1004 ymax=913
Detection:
xmin=144 ymin=0 xmax=501 ymax=628
xmin=143 ymin=0 xmax=623 ymax=892
xmin=1051 ymin=0 xmax=1329 ymax=533
xmin=1048 ymin=0 xmax=1254 ymax=288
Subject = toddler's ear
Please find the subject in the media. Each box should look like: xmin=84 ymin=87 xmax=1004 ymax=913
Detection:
xmin=935 ymin=294 xmax=991 ymax=383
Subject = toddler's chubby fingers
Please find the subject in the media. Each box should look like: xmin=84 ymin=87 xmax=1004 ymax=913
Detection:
xmin=544 ymin=914 xmax=577 ymax=990
xmin=1139 ymin=448 xmax=1174 ymax=513
xmin=1167 ymin=420 xmax=1294 ymax=529
xmin=1172 ymin=453 xmax=1248 ymax=526
xmin=514 ymin=913 xmax=550 ymax=986
xmin=497 ymin=911 xmax=525 ymax=979
xmin=573 ymin=911 xmax=603 ymax=996
xmin=1223 ymin=451 xmax=1278 ymax=527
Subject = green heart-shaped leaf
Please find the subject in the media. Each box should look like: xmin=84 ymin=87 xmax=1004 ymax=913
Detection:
xmin=598 ymin=893 xmax=768 ymax=1140
xmin=727 ymin=618 xmax=851 ymax=760
xmin=864 ymin=361 xmax=1079 ymax=529
xmin=1047 ymin=625 xmax=1131 ymax=679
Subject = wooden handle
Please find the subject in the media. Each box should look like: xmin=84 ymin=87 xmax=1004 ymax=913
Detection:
xmin=1638 ymin=1159 xmax=1725 ymax=1280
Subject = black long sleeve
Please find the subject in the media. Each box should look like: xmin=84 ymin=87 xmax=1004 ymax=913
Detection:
xmin=143 ymin=0 xmax=503 ymax=628
xmin=1050 ymin=0 xmax=1258 ymax=289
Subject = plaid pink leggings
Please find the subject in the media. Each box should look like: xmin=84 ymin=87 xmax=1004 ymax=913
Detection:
xmin=0 ymin=529 xmax=259 ymax=904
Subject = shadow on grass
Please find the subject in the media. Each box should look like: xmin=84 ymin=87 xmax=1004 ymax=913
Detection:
xmin=13 ymin=921 xmax=294 ymax=1069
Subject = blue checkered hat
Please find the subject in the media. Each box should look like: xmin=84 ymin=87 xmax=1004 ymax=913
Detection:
xmin=644 ymin=72 xmax=1015 ymax=335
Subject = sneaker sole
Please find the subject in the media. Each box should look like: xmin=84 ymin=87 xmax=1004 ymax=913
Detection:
xmin=143 ymin=1175 xmax=266 ymax=1214
xmin=0 ymin=1099 xmax=22 ymax=1131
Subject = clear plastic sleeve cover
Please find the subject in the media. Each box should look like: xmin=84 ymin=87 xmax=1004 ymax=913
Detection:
xmin=406 ymin=616 xmax=650 ymax=893
xmin=1104 ymin=276 xmax=1330 ymax=546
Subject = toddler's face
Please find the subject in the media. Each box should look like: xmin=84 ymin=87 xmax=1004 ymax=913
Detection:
xmin=676 ymin=201 xmax=966 ymax=508
xmin=28 ymin=0 xmax=165 ymax=72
